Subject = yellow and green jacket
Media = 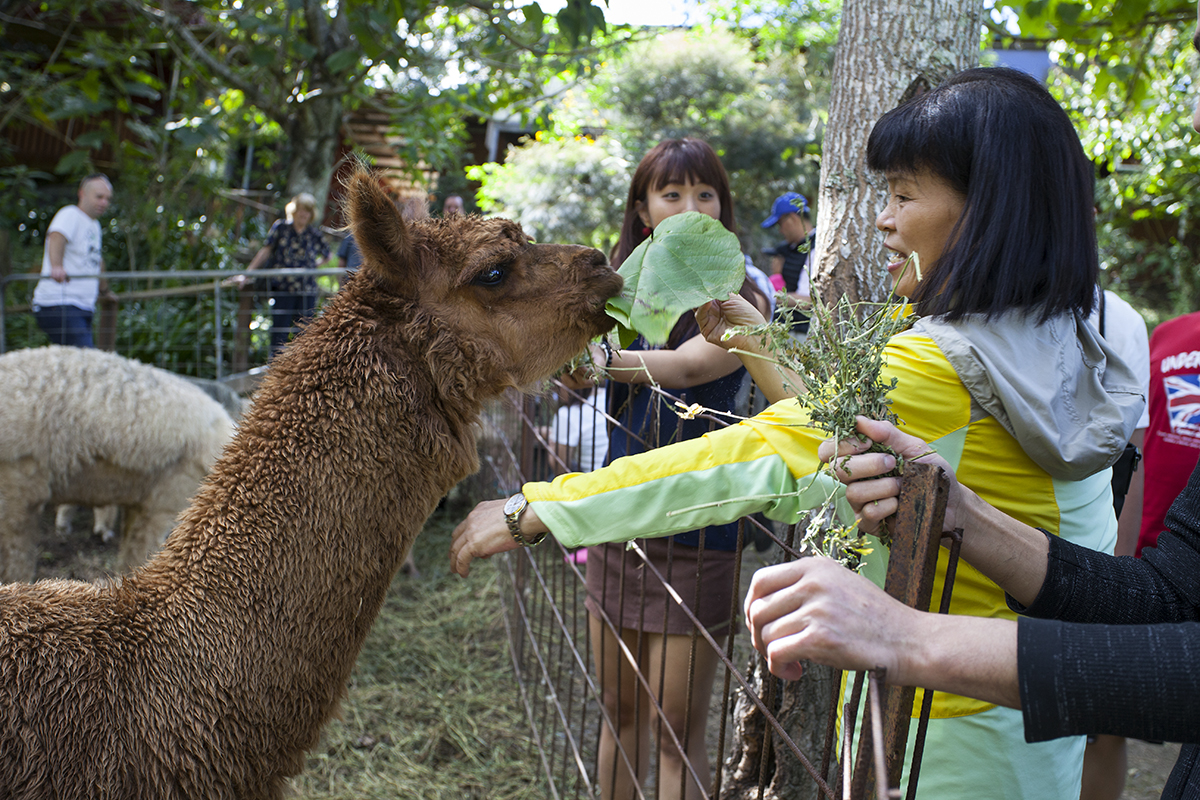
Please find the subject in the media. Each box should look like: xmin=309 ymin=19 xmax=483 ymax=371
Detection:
xmin=526 ymin=310 xmax=1144 ymax=720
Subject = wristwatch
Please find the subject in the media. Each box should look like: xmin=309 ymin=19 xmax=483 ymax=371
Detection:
xmin=503 ymin=492 xmax=545 ymax=547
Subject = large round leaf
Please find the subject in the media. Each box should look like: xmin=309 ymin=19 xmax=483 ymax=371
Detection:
xmin=604 ymin=212 xmax=745 ymax=347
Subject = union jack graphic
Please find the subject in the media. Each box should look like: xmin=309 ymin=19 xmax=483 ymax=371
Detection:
xmin=1164 ymin=373 xmax=1200 ymax=436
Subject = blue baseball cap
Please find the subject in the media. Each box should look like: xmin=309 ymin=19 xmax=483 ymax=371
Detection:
xmin=761 ymin=192 xmax=809 ymax=228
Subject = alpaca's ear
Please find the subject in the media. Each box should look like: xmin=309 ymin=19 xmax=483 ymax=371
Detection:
xmin=348 ymin=170 xmax=418 ymax=298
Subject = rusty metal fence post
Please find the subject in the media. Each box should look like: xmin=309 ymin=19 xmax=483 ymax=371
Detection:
xmin=848 ymin=461 xmax=953 ymax=800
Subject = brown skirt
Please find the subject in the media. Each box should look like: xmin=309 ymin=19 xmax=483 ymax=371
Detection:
xmin=584 ymin=538 xmax=739 ymax=637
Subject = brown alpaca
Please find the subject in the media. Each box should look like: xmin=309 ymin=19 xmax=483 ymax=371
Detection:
xmin=0 ymin=172 xmax=622 ymax=799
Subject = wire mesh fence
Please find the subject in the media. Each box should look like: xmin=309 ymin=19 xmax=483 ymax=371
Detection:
xmin=466 ymin=379 xmax=956 ymax=800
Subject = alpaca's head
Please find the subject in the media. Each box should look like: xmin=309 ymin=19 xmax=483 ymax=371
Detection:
xmin=344 ymin=170 xmax=623 ymax=397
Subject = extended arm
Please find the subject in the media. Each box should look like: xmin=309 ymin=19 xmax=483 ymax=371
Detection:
xmin=694 ymin=295 xmax=806 ymax=404
xmin=745 ymin=557 xmax=1200 ymax=743
xmin=224 ymin=244 xmax=272 ymax=290
xmin=824 ymin=417 xmax=1049 ymax=606
xmin=46 ymin=231 xmax=68 ymax=283
xmin=744 ymin=557 xmax=1020 ymax=706
xmin=450 ymin=409 xmax=839 ymax=577
xmin=591 ymin=334 xmax=746 ymax=389
xmin=831 ymin=417 xmax=1200 ymax=624
xmin=747 ymin=422 xmax=1200 ymax=741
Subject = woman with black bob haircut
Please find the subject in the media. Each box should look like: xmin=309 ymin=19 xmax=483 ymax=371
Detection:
xmin=451 ymin=68 xmax=1144 ymax=800
xmin=866 ymin=66 xmax=1098 ymax=322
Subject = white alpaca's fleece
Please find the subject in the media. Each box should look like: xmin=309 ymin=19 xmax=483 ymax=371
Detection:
xmin=0 ymin=345 xmax=235 ymax=580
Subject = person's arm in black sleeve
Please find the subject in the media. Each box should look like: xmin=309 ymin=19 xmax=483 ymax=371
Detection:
xmin=1014 ymin=459 xmax=1200 ymax=626
xmin=1019 ymin=617 xmax=1200 ymax=743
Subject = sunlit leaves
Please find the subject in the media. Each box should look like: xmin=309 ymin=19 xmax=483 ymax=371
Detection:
xmin=1006 ymin=0 xmax=1200 ymax=315
xmin=468 ymin=134 xmax=630 ymax=252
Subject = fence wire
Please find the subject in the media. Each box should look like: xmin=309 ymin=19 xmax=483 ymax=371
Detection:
xmin=471 ymin=378 xmax=955 ymax=800
xmin=1 ymin=268 xmax=345 ymax=382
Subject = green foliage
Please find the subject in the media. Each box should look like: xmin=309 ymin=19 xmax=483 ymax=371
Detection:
xmin=605 ymin=211 xmax=746 ymax=346
xmin=731 ymin=292 xmax=912 ymax=566
xmin=999 ymin=0 xmax=1200 ymax=319
xmin=575 ymin=27 xmax=825 ymax=244
xmin=474 ymin=23 xmax=831 ymax=261
xmin=467 ymin=134 xmax=630 ymax=249
xmin=1 ymin=0 xmax=630 ymax=363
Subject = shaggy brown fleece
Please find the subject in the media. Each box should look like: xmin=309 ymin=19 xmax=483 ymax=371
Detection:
xmin=0 ymin=171 xmax=622 ymax=799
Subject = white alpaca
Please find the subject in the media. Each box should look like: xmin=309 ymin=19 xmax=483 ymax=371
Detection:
xmin=0 ymin=346 xmax=236 ymax=581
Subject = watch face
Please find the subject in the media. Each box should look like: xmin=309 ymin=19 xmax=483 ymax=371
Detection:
xmin=504 ymin=493 xmax=526 ymax=516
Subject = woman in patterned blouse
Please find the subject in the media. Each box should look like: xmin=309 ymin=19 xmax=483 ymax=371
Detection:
xmin=229 ymin=192 xmax=333 ymax=356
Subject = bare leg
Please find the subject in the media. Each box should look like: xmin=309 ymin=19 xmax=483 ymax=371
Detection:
xmin=589 ymin=612 xmax=726 ymax=800
xmin=591 ymin=613 xmax=651 ymax=800
xmin=1080 ymin=735 xmax=1126 ymax=800
xmin=645 ymin=631 xmax=724 ymax=800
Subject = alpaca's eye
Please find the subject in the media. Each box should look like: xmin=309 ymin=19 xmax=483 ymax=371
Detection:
xmin=473 ymin=266 xmax=506 ymax=287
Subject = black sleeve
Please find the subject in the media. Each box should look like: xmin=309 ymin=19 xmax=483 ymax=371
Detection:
xmin=1018 ymin=616 xmax=1200 ymax=743
xmin=1012 ymin=460 xmax=1200 ymax=625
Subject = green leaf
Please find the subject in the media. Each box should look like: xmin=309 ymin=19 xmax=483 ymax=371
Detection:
xmin=1111 ymin=0 xmax=1151 ymax=26
xmin=604 ymin=211 xmax=745 ymax=346
xmin=54 ymin=149 xmax=92 ymax=176
xmin=523 ymin=2 xmax=544 ymax=28
xmin=79 ymin=69 xmax=102 ymax=102
xmin=74 ymin=130 xmax=107 ymax=149
xmin=1023 ymin=0 xmax=1049 ymax=19
xmin=1055 ymin=2 xmax=1085 ymax=26
xmin=123 ymin=80 xmax=161 ymax=100
xmin=326 ymin=47 xmax=360 ymax=74
xmin=125 ymin=120 xmax=161 ymax=145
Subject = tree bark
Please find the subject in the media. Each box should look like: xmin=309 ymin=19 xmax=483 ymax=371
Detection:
xmin=284 ymin=92 xmax=346 ymax=205
xmin=722 ymin=5 xmax=984 ymax=798
xmin=721 ymin=653 xmax=839 ymax=800
xmin=811 ymin=0 xmax=984 ymax=306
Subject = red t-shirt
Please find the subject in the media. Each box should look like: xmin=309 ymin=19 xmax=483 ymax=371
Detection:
xmin=1138 ymin=310 xmax=1200 ymax=554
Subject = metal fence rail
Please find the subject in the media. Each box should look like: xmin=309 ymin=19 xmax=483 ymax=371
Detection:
xmin=1 ymin=268 xmax=345 ymax=383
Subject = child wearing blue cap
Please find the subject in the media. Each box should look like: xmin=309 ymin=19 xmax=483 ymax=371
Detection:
xmin=761 ymin=191 xmax=814 ymax=336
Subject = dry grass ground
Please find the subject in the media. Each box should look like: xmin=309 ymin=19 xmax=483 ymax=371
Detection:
xmin=36 ymin=507 xmax=1182 ymax=799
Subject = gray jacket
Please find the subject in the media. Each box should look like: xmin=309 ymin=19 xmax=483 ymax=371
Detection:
xmin=913 ymin=310 xmax=1144 ymax=481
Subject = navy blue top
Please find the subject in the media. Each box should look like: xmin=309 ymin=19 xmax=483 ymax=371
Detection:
xmin=606 ymin=331 xmax=747 ymax=551
xmin=337 ymin=233 xmax=362 ymax=273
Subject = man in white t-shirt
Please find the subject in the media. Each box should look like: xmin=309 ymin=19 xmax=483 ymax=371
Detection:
xmin=31 ymin=174 xmax=113 ymax=347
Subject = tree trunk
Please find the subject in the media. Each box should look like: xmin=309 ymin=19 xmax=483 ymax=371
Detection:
xmin=284 ymin=92 xmax=346 ymax=209
xmin=721 ymin=653 xmax=839 ymax=800
xmin=722 ymin=4 xmax=984 ymax=797
xmin=811 ymin=0 xmax=984 ymax=306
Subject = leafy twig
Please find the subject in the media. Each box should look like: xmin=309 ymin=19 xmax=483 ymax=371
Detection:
xmin=726 ymin=286 xmax=914 ymax=568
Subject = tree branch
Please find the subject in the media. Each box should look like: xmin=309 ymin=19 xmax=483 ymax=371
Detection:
xmin=0 ymin=14 xmax=77 ymax=132
xmin=126 ymin=0 xmax=277 ymax=115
